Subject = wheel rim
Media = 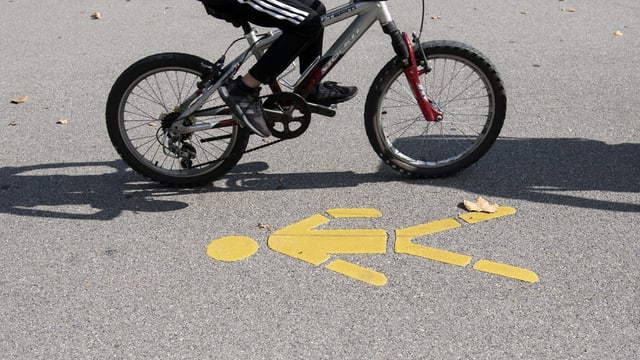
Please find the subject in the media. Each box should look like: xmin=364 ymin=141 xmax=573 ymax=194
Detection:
xmin=117 ymin=66 xmax=242 ymax=178
xmin=376 ymin=54 xmax=496 ymax=168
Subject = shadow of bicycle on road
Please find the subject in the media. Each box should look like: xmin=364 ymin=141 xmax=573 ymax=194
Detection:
xmin=0 ymin=161 xmax=189 ymax=220
xmin=224 ymin=137 xmax=639 ymax=212
xmin=446 ymin=137 xmax=639 ymax=213
xmin=1 ymin=137 xmax=637 ymax=221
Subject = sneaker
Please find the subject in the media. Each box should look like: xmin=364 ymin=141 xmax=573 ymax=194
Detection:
xmin=219 ymin=78 xmax=271 ymax=137
xmin=306 ymin=81 xmax=358 ymax=106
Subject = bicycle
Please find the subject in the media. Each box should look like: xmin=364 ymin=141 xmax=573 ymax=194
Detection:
xmin=106 ymin=0 xmax=506 ymax=187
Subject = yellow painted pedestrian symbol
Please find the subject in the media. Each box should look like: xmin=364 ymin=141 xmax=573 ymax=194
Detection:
xmin=207 ymin=207 xmax=539 ymax=286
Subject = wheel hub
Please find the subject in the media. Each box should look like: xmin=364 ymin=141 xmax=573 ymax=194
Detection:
xmin=160 ymin=111 xmax=181 ymax=130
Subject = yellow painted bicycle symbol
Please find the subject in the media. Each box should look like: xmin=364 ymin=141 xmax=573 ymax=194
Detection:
xmin=207 ymin=208 xmax=539 ymax=286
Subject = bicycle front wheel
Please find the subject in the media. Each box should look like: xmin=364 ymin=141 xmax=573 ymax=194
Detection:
xmin=364 ymin=40 xmax=506 ymax=178
xmin=106 ymin=53 xmax=250 ymax=186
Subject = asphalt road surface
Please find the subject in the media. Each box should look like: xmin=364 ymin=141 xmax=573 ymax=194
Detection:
xmin=1 ymin=0 xmax=638 ymax=358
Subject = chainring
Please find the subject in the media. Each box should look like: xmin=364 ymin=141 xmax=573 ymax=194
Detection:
xmin=263 ymin=92 xmax=311 ymax=140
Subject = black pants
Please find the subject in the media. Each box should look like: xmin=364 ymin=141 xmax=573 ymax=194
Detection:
xmin=199 ymin=0 xmax=326 ymax=84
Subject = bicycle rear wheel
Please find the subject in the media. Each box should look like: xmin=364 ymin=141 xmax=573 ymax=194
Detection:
xmin=364 ymin=40 xmax=506 ymax=178
xmin=106 ymin=53 xmax=250 ymax=186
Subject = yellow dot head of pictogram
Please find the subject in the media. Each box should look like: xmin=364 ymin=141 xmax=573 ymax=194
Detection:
xmin=207 ymin=236 xmax=259 ymax=262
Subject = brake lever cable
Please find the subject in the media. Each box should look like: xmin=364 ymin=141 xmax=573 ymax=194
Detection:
xmin=418 ymin=0 xmax=425 ymax=38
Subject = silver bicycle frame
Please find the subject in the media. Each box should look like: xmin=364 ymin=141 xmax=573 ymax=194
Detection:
xmin=297 ymin=1 xmax=393 ymax=88
xmin=177 ymin=1 xmax=396 ymax=131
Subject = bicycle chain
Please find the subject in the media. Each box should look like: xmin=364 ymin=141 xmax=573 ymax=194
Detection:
xmin=190 ymin=136 xmax=286 ymax=169
xmin=188 ymin=92 xmax=309 ymax=169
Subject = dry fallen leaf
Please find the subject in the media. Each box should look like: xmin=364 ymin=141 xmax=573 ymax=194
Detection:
xmin=11 ymin=96 xmax=28 ymax=104
xmin=613 ymin=30 xmax=623 ymax=36
xmin=91 ymin=12 xmax=102 ymax=20
xmin=258 ymin=223 xmax=275 ymax=232
xmin=431 ymin=15 xmax=442 ymax=20
xmin=56 ymin=118 xmax=69 ymax=125
xmin=463 ymin=196 xmax=499 ymax=213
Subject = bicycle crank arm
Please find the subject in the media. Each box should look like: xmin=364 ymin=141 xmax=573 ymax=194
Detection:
xmin=263 ymin=103 xmax=336 ymax=120
xmin=263 ymin=108 xmax=289 ymax=123
xmin=307 ymin=103 xmax=336 ymax=117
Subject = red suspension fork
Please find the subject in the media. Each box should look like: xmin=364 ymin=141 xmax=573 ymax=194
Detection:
xmin=401 ymin=32 xmax=443 ymax=122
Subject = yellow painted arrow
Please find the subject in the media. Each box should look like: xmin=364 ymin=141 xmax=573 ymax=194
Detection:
xmin=268 ymin=213 xmax=387 ymax=265
xmin=268 ymin=209 xmax=388 ymax=286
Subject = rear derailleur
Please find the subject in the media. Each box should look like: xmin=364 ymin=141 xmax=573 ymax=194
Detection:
xmin=159 ymin=111 xmax=197 ymax=169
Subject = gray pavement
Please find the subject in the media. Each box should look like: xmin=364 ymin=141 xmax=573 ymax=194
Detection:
xmin=1 ymin=0 xmax=638 ymax=358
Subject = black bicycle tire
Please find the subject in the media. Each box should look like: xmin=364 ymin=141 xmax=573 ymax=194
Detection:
xmin=105 ymin=52 xmax=250 ymax=186
xmin=364 ymin=40 xmax=507 ymax=178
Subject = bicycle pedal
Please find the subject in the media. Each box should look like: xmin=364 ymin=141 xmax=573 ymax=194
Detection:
xmin=307 ymin=103 xmax=337 ymax=117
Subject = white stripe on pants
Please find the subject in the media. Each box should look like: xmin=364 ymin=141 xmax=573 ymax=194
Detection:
xmin=238 ymin=0 xmax=310 ymax=25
